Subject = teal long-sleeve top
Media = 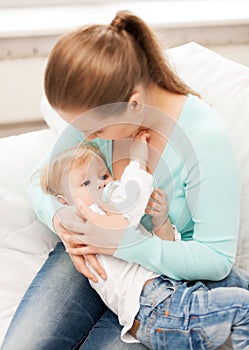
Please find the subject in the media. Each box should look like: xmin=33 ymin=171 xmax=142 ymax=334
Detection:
xmin=29 ymin=95 xmax=241 ymax=281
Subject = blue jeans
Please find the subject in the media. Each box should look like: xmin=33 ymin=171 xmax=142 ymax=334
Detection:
xmin=136 ymin=275 xmax=249 ymax=349
xmin=1 ymin=242 xmax=146 ymax=350
xmin=2 ymin=242 xmax=249 ymax=350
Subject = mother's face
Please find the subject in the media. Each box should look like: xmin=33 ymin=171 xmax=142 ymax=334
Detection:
xmin=57 ymin=102 xmax=143 ymax=140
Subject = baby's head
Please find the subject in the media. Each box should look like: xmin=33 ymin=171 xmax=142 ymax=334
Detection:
xmin=40 ymin=142 xmax=113 ymax=206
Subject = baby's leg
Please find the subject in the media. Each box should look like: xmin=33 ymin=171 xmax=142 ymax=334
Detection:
xmin=136 ymin=279 xmax=249 ymax=349
xmin=187 ymin=286 xmax=249 ymax=350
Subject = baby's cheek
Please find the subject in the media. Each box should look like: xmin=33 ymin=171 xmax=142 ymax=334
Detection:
xmin=71 ymin=188 xmax=94 ymax=206
xmin=86 ymin=187 xmax=103 ymax=206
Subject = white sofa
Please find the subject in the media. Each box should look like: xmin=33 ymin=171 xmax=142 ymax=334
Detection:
xmin=1 ymin=42 xmax=249 ymax=349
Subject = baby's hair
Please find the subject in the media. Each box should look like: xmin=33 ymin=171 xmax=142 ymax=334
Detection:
xmin=40 ymin=142 xmax=105 ymax=197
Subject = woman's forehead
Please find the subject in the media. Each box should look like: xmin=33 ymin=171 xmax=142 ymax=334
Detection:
xmin=73 ymin=114 xmax=126 ymax=133
xmin=59 ymin=103 xmax=136 ymax=132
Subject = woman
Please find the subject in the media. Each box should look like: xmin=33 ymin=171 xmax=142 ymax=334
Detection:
xmin=2 ymin=10 xmax=247 ymax=350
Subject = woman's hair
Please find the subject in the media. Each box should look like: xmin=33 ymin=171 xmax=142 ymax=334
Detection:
xmin=45 ymin=10 xmax=199 ymax=112
xmin=40 ymin=142 xmax=103 ymax=197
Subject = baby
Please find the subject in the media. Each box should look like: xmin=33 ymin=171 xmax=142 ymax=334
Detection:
xmin=40 ymin=132 xmax=249 ymax=349
xmin=41 ymin=130 xmax=177 ymax=241
xmin=40 ymin=131 xmax=178 ymax=343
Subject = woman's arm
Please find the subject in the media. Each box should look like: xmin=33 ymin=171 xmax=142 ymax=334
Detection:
xmin=27 ymin=124 xmax=84 ymax=231
xmin=69 ymin=123 xmax=240 ymax=281
xmin=113 ymin=125 xmax=241 ymax=281
xmin=27 ymin=125 xmax=109 ymax=282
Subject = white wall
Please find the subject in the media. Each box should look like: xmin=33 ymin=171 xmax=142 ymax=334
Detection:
xmin=0 ymin=57 xmax=47 ymax=124
xmin=208 ymin=45 xmax=249 ymax=67
xmin=1 ymin=1 xmax=249 ymax=127
xmin=1 ymin=43 xmax=248 ymax=126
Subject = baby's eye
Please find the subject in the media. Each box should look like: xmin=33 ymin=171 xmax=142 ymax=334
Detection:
xmin=95 ymin=130 xmax=103 ymax=137
xmin=100 ymin=174 xmax=108 ymax=180
xmin=82 ymin=180 xmax=91 ymax=187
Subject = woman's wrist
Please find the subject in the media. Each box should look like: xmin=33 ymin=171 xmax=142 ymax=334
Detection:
xmin=171 ymin=224 xmax=181 ymax=241
xmin=152 ymin=218 xmax=181 ymax=241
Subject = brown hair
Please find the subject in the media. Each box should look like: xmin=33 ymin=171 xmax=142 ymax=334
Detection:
xmin=40 ymin=142 xmax=103 ymax=197
xmin=45 ymin=10 xmax=198 ymax=112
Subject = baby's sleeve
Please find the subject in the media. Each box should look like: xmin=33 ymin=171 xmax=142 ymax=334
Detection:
xmin=109 ymin=160 xmax=153 ymax=227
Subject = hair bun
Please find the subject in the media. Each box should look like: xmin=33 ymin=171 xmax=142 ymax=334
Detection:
xmin=110 ymin=14 xmax=126 ymax=33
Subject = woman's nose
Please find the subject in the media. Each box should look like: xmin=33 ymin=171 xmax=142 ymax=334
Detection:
xmin=85 ymin=133 xmax=95 ymax=141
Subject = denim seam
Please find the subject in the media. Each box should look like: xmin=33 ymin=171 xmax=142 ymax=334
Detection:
xmin=147 ymin=310 xmax=156 ymax=349
xmin=72 ymin=335 xmax=87 ymax=350
xmin=191 ymin=305 xmax=248 ymax=318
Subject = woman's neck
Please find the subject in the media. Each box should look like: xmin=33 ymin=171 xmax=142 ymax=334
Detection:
xmin=142 ymin=85 xmax=187 ymax=131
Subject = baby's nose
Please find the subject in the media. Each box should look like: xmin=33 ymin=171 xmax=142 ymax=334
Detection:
xmin=98 ymin=183 xmax=106 ymax=190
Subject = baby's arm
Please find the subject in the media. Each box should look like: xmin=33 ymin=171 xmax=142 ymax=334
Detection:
xmin=129 ymin=130 xmax=150 ymax=170
xmin=146 ymin=188 xmax=178 ymax=241
xmin=103 ymin=129 xmax=153 ymax=227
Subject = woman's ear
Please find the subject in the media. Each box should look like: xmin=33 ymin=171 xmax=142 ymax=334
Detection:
xmin=56 ymin=194 xmax=69 ymax=205
xmin=129 ymin=91 xmax=143 ymax=112
xmin=128 ymin=85 xmax=146 ymax=114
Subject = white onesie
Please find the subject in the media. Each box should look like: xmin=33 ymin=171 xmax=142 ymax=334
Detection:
xmin=100 ymin=160 xmax=153 ymax=226
xmin=87 ymin=160 xmax=156 ymax=343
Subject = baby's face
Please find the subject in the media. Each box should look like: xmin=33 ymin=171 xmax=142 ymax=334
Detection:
xmin=62 ymin=155 xmax=113 ymax=206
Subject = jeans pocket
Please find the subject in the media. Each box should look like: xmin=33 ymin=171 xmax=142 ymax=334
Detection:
xmin=152 ymin=327 xmax=212 ymax=350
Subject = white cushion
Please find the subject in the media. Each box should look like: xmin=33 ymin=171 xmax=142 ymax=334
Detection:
xmin=41 ymin=94 xmax=69 ymax=133
xmin=0 ymin=129 xmax=59 ymax=344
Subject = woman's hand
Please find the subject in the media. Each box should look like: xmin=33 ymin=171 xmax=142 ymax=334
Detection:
xmin=53 ymin=206 xmax=107 ymax=282
xmin=53 ymin=201 xmax=128 ymax=266
xmin=61 ymin=200 xmax=128 ymax=247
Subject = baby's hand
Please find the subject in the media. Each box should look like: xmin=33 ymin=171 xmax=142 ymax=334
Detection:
xmin=129 ymin=130 xmax=150 ymax=167
xmin=146 ymin=188 xmax=176 ymax=241
xmin=146 ymin=188 xmax=168 ymax=230
xmin=134 ymin=130 xmax=150 ymax=143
